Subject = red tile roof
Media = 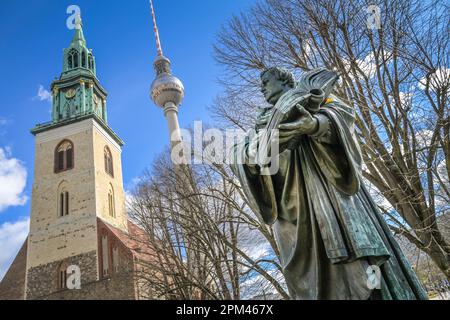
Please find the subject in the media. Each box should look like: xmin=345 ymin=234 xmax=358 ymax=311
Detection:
xmin=97 ymin=218 xmax=155 ymax=263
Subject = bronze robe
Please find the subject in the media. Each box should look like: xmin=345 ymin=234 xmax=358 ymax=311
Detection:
xmin=231 ymin=95 xmax=428 ymax=300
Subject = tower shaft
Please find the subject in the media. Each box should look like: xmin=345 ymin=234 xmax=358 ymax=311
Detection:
xmin=163 ymin=102 xmax=183 ymax=148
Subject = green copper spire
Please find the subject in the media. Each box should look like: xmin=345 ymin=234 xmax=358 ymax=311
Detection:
xmin=31 ymin=12 xmax=123 ymax=148
xmin=61 ymin=14 xmax=95 ymax=79
xmin=71 ymin=15 xmax=86 ymax=45
xmin=48 ymin=14 xmax=108 ymax=125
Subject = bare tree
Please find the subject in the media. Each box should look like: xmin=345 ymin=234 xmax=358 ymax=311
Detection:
xmin=212 ymin=0 xmax=450 ymax=278
xmin=128 ymin=151 xmax=289 ymax=299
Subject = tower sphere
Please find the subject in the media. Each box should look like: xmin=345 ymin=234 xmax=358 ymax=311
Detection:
xmin=150 ymin=56 xmax=184 ymax=108
xmin=150 ymin=73 xmax=185 ymax=108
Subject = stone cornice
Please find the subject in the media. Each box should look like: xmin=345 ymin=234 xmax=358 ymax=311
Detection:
xmin=31 ymin=114 xmax=124 ymax=148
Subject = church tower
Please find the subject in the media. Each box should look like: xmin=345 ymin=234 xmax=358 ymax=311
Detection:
xmin=25 ymin=17 xmax=128 ymax=299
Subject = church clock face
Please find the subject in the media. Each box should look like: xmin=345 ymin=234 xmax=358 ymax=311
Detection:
xmin=65 ymin=88 xmax=76 ymax=99
xmin=93 ymin=93 xmax=99 ymax=106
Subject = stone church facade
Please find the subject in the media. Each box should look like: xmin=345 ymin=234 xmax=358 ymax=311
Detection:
xmin=0 ymin=21 xmax=153 ymax=300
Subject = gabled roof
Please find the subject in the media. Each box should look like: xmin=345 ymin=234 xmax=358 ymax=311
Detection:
xmin=0 ymin=238 xmax=28 ymax=300
xmin=97 ymin=218 xmax=155 ymax=263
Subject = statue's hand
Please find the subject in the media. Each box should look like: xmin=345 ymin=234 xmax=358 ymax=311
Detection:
xmin=277 ymin=105 xmax=319 ymax=144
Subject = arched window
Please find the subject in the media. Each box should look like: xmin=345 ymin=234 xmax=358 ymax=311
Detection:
xmin=88 ymin=55 xmax=93 ymax=70
xmin=81 ymin=51 xmax=86 ymax=67
xmin=55 ymin=140 xmax=74 ymax=173
xmin=59 ymin=191 xmax=69 ymax=217
xmin=73 ymin=53 xmax=78 ymax=68
xmin=68 ymin=55 xmax=73 ymax=69
xmin=108 ymin=186 xmax=115 ymax=218
xmin=67 ymin=49 xmax=79 ymax=69
xmin=89 ymin=55 xmax=95 ymax=71
xmin=57 ymin=261 xmax=69 ymax=290
xmin=104 ymin=146 xmax=114 ymax=177
xmin=57 ymin=181 xmax=70 ymax=217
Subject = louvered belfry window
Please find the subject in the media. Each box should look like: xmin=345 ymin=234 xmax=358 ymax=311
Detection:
xmin=67 ymin=48 xmax=79 ymax=69
xmin=55 ymin=140 xmax=74 ymax=173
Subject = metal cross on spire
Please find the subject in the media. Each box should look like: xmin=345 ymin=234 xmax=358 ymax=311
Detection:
xmin=149 ymin=0 xmax=163 ymax=57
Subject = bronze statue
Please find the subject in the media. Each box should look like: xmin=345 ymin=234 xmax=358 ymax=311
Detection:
xmin=231 ymin=67 xmax=428 ymax=300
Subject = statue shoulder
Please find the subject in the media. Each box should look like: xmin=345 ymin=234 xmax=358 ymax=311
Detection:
xmin=319 ymin=96 xmax=357 ymax=129
xmin=326 ymin=96 xmax=355 ymax=116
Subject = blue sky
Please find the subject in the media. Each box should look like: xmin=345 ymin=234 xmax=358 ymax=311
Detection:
xmin=0 ymin=0 xmax=256 ymax=279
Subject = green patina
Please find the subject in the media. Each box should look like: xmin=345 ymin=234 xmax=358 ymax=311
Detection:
xmin=31 ymin=19 xmax=123 ymax=146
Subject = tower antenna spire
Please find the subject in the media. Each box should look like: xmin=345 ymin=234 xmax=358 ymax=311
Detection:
xmin=149 ymin=0 xmax=163 ymax=57
xmin=148 ymin=0 xmax=185 ymax=155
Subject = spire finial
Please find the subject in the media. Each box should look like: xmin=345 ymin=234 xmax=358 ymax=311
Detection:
xmin=71 ymin=12 xmax=86 ymax=45
xmin=149 ymin=0 xmax=163 ymax=57
xmin=75 ymin=12 xmax=82 ymax=30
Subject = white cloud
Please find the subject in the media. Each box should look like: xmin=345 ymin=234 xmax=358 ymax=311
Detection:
xmin=0 ymin=218 xmax=29 ymax=281
xmin=302 ymin=39 xmax=314 ymax=59
xmin=415 ymin=129 xmax=434 ymax=150
xmin=33 ymin=85 xmax=52 ymax=103
xmin=418 ymin=67 xmax=450 ymax=92
xmin=386 ymin=91 xmax=414 ymax=113
xmin=240 ymin=267 xmax=285 ymax=299
xmin=124 ymin=177 xmax=142 ymax=209
xmin=0 ymin=147 xmax=28 ymax=212
xmin=397 ymin=92 xmax=413 ymax=109
xmin=243 ymin=240 xmax=271 ymax=261
xmin=124 ymin=190 xmax=135 ymax=211
xmin=127 ymin=177 xmax=142 ymax=190
xmin=399 ymin=92 xmax=413 ymax=105
xmin=343 ymin=51 xmax=392 ymax=80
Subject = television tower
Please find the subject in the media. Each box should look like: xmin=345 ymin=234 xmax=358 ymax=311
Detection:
xmin=148 ymin=0 xmax=185 ymax=151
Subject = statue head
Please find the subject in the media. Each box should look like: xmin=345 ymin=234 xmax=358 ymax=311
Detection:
xmin=260 ymin=67 xmax=295 ymax=105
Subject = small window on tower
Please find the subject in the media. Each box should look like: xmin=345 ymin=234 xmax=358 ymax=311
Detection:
xmin=82 ymin=51 xmax=86 ymax=68
xmin=108 ymin=187 xmax=115 ymax=218
xmin=104 ymin=146 xmax=114 ymax=177
xmin=57 ymin=262 xmax=68 ymax=290
xmin=55 ymin=140 xmax=74 ymax=173
xmin=68 ymin=49 xmax=79 ymax=70
xmin=59 ymin=192 xmax=64 ymax=216
xmin=65 ymin=191 xmax=69 ymax=215
xmin=57 ymin=181 xmax=71 ymax=217
xmin=102 ymin=233 xmax=109 ymax=277
xmin=68 ymin=55 xmax=73 ymax=69
xmin=88 ymin=55 xmax=93 ymax=70
xmin=73 ymin=52 xmax=79 ymax=68
xmin=58 ymin=190 xmax=69 ymax=217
